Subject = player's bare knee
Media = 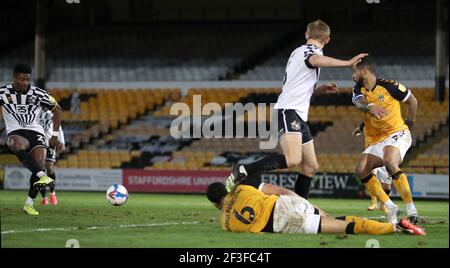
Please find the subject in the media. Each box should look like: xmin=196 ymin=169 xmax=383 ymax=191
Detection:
xmin=285 ymin=154 xmax=302 ymax=167
xmin=383 ymin=159 xmax=398 ymax=173
xmin=303 ymin=162 xmax=319 ymax=176
xmin=6 ymin=137 xmax=26 ymax=152
xmin=356 ymin=165 xmax=370 ymax=178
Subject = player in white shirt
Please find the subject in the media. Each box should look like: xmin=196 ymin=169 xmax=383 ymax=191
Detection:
xmin=227 ymin=20 xmax=367 ymax=199
xmin=0 ymin=64 xmax=62 ymax=215
xmin=38 ymin=109 xmax=65 ymax=206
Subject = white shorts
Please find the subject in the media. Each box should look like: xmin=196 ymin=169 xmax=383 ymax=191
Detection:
xmin=272 ymin=195 xmax=321 ymax=234
xmin=363 ymin=130 xmax=411 ymax=161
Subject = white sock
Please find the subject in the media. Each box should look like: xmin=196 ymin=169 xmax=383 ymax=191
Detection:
xmin=384 ymin=199 xmax=397 ymax=210
xmin=36 ymin=171 xmax=46 ymax=178
xmin=406 ymin=202 xmax=418 ymax=216
xmin=50 ymin=191 xmax=56 ymax=195
xmin=239 ymin=165 xmax=248 ymax=176
xmin=25 ymin=197 xmax=34 ymax=206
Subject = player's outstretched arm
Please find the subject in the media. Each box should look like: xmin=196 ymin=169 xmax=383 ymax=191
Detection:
xmin=308 ymin=53 xmax=368 ymax=68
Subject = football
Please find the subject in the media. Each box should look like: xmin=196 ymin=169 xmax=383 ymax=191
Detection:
xmin=106 ymin=184 xmax=129 ymax=206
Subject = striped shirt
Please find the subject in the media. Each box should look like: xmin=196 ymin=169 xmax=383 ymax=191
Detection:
xmin=0 ymin=84 xmax=57 ymax=135
xmin=39 ymin=109 xmax=65 ymax=145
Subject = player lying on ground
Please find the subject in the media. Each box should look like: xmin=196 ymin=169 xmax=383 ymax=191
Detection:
xmin=206 ymin=181 xmax=425 ymax=235
xmin=227 ymin=19 xmax=368 ymax=200
xmin=38 ymin=108 xmax=65 ymax=206
xmin=351 ymin=58 xmax=423 ymax=224
xmin=0 ymin=64 xmax=62 ymax=215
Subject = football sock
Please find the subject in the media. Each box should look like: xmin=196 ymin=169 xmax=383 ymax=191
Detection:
xmin=348 ymin=220 xmax=395 ymax=235
xmin=48 ymin=172 xmax=56 ymax=192
xmin=335 ymin=216 xmax=366 ymax=225
xmin=406 ymin=202 xmax=418 ymax=216
xmin=361 ymin=174 xmax=390 ymax=203
xmin=357 ymin=220 xmax=395 ymax=235
xmin=391 ymin=170 xmax=413 ymax=204
xmin=25 ymin=196 xmax=34 ymax=206
xmin=28 ymin=174 xmax=40 ymax=199
xmin=15 ymin=149 xmax=29 ymax=163
xmin=295 ymin=173 xmax=313 ymax=199
xmin=243 ymin=154 xmax=288 ymax=175
xmin=40 ymin=186 xmax=47 ymax=198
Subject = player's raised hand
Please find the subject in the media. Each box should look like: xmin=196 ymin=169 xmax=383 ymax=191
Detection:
xmin=57 ymin=142 xmax=65 ymax=153
xmin=368 ymin=104 xmax=388 ymax=119
xmin=323 ymin=83 xmax=338 ymax=94
xmin=316 ymin=83 xmax=338 ymax=94
xmin=348 ymin=53 xmax=369 ymax=66
xmin=49 ymin=136 xmax=58 ymax=148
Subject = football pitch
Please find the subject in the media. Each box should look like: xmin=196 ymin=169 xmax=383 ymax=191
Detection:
xmin=1 ymin=190 xmax=448 ymax=248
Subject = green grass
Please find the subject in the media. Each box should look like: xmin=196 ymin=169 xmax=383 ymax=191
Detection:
xmin=1 ymin=190 xmax=448 ymax=248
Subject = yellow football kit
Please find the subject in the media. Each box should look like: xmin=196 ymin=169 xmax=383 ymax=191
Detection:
xmin=220 ymin=185 xmax=277 ymax=233
xmin=352 ymin=79 xmax=411 ymax=147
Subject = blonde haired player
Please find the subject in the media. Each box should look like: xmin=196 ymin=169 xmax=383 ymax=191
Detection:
xmin=228 ymin=20 xmax=368 ymax=200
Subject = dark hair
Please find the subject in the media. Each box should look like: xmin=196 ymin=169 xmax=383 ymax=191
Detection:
xmin=355 ymin=57 xmax=376 ymax=74
xmin=13 ymin=64 xmax=32 ymax=76
xmin=206 ymin=182 xmax=228 ymax=204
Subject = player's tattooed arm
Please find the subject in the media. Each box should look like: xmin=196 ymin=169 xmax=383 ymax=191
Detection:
xmin=354 ymin=97 xmax=388 ymax=119
xmin=353 ymin=96 xmax=370 ymax=112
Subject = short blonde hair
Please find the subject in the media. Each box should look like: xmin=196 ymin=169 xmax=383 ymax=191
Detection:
xmin=306 ymin=20 xmax=330 ymax=41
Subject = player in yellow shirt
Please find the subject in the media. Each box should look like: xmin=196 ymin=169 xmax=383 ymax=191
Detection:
xmin=351 ymin=58 xmax=422 ymax=225
xmin=206 ymin=181 xmax=425 ymax=235
xmin=352 ymin=122 xmax=390 ymax=213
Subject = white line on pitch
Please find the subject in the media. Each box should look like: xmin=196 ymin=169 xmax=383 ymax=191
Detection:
xmin=1 ymin=221 xmax=200 ymax=235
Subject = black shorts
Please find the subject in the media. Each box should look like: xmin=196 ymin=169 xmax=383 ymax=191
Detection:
xmin=277 ymin=109 xmax=313 ymax=144
xmin=7 ymin=129 xmax=47 ymax=153
xmin=46 ymin=147 xmax=56 ymax=162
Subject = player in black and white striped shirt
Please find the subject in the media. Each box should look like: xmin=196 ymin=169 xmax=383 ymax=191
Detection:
xmin=0 ymin=64 xmax=62 ymax=215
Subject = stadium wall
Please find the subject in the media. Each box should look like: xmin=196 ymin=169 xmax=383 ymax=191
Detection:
xmin=3 ymin=166 xmax=448 ymax=200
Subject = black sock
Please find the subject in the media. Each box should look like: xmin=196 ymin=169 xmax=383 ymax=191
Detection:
xmin=28 ymin=175 xmax=40 ymax=199
xmin=40 ymin=187 xmax=47 ymax=198
xmin=48 ymin=172 xmax=56 ymax=192
xmin=26 ymin=155 xmax=45 ymax=175
xmin=15 ymin=149 xmax=29 ymax=162
xmin=243 ymin=154 xmax=288 ymax=175
xmin=345 ymin=222 xmax=356 ymax=234
xmin=295 ymin=173 xmax=314 ymax=199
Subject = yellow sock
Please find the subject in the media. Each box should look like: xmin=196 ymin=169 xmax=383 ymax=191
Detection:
xmin=392 ymin=171 xmax=413 ymax=204
xmin=342 ymin=216 xmax=366 ymax=224
xmin=370 ymin=193 xmax=377 ymax=204
xmin=354 ymin=220 xmax=395 ymax=235
xmin=363 ymin=175 xmax=390 ymax=203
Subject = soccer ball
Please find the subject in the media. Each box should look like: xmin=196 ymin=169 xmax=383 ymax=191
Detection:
xmin=106 ymin=184 xmax=128 ymax=206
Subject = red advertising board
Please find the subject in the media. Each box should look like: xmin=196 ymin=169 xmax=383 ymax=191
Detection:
xmin=123 ymin=169 xmax=228 ymax=193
